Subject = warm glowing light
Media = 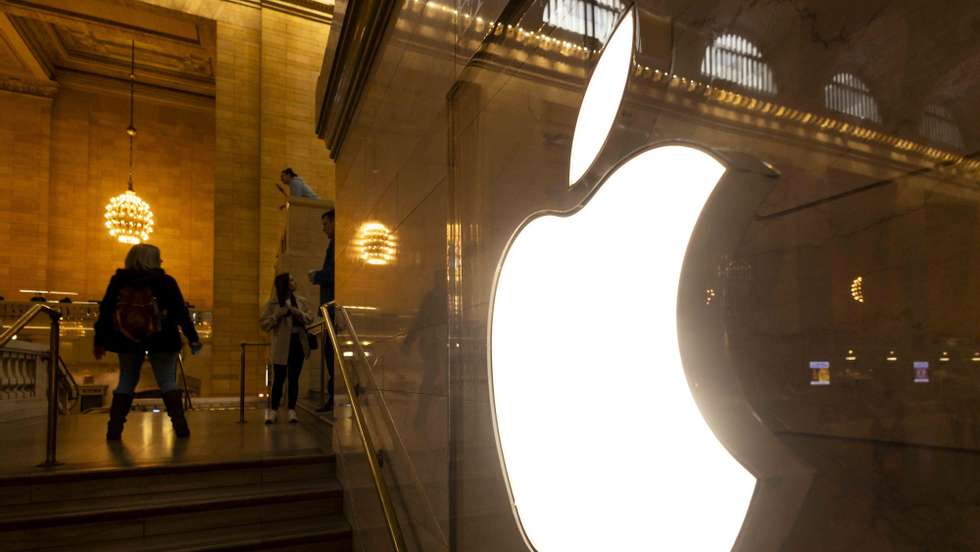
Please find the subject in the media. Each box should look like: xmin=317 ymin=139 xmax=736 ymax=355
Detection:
xmin=355 ymin=222 xmax=397 ymax=265
xmin=105 ymin=190 xmax=154 ymax=244
xmin=972 ymin=352 xmax=980 ymax=362
xmin=886 ymin=350 xmax=898 ymax=362
xmin=850 ymin=276 xmax=864 ymax=303
xmin=939 ymin=352 xmax=950 ymax=362
xmin=491 ymin=146 xmax=753 ymax=551
xmin=567 ymin=11 xmax=633 ymax=186
xmin=343 ymin=351 xmax=354 ymax=358
xmin=704 ymin=288 xmax=716 ymax=305
xmin=845 ymin=349 xmax=857 ymax=362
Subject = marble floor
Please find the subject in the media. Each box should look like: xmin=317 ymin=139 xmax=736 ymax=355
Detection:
xmin=0 ymin=408 xmax=332 ymax=477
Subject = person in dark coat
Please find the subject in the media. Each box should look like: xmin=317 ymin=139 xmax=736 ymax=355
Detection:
xmin=308 ymin=209 xmax=336 ymax=412
xmin=94 ymin=243 xmax=202 ymax=440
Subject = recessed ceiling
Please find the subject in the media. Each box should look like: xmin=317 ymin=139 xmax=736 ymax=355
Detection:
xmin=1 ymin=0 xmax=216 ymax=96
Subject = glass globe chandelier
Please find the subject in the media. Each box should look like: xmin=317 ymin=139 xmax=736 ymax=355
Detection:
xmin=105 ymin=41 xmax=154 ymax=244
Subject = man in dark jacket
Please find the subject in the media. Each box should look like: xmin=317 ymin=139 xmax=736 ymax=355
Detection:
xmin=94 ymin=244 xmax=202 ymax=440
xmin=308 ymin=209 xmax=335 ymax=412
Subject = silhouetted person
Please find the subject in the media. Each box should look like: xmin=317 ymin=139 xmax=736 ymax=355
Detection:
xmin=402 ymin=269 xmax=448 ymax=427
xmin=94 ymin=244 xmax=202 ymax=440
xmin=260 ymin=273 xmax=314 ymax=424
xmin=309 ymin=209 xmax=336 ymax=412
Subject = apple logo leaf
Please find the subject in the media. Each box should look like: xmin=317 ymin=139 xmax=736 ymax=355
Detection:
xmin=567 ymin=6 xmax=633 ymax=187
xmin=487 ymin=7 xmax=773 ymax=551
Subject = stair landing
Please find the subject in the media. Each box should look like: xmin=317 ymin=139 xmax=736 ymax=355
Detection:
xmin=0 ymin=409 xmax=326 ymax=476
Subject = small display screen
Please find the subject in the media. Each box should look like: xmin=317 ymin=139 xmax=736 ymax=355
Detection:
xmin=809 ymin=361 xmax=830 ymax=386
xmin=913 ymin=361 xmax=929 ymax=383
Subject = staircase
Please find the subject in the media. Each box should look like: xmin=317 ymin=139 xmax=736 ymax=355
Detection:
xmin=0 ymin=454 xmax=351 ymax=551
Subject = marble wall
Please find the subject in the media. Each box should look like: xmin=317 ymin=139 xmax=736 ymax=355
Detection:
xmin=327 ymin=0 xmax=980 ymax=550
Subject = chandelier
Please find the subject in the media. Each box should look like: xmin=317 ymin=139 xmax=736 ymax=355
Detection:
xmin=355 ymin=222 xmax=397 ymax=265
xmin=105 ymin=41 xmax=154 ymax=244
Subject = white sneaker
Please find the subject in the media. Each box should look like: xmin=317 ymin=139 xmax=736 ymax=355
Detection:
xmin=265 ymin=409 xmax=277 ymax=424
xmin=288 ymin=409 xmax=299 ymax=424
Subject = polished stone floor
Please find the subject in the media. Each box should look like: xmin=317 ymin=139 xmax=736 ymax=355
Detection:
xmin=0 ymin=408 xmax=332 ymax=477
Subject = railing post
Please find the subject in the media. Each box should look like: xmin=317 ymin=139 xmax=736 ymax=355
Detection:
xmin=41 ymin=311 xmax=61 ymax=467
xmin=239 ymin=342 xmax=246 ymax=423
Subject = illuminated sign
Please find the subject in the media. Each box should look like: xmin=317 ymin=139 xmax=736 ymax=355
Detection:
xmin=913 ymin=361 xmax=929 ymax=383
xmin=809 ymin=361 xmax=831 ymax=386
xmin=489 ymin=9 xmax=756 ymax=550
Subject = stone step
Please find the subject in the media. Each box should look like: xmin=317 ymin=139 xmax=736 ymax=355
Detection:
xmin=0 ymin=477 xmax=341 ymax=530
xmin=0 ymin=454 xmax=336 ymax=508
xmin=2 ymin=484 xmax=343 ymax=551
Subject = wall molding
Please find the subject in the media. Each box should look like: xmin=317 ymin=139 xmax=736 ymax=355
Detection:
xmin=262 ymin=0 xmax=333 ymax=24
xmin=315 ymin=0 xmax=396 ymax=159
xmin=56 ymin=69 xmax=214 ymax=112
xmin=0 ymin=75 xmax=57 ymax=97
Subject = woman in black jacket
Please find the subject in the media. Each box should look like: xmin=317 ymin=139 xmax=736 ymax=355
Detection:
xmin=94 ymin=244 xmax=202 ymax=440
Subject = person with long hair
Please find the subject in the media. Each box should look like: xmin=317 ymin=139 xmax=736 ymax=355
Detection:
xmin=259 ymin=272 xmax=314 ymax=423
xmin=94 ymin=243 xmax=202 ymax=440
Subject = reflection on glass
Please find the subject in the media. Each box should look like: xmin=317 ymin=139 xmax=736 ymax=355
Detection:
xmin=850 ymin=276 xmax=864 ymax=303
xmin=913 ymin=361 xmax=930 ymax=383
xmin=542 ymin=0 xmax=623 ymax=42
xmin=920 ymin=105 xmax=964 ymax=150
xmin=354 ymin=222 xmax=397 ymax=266
xmin=700 ymin=34 xmax=776 ymax=95
xmin=824 ymin=73 xmax=881 ymax=123
xmin=704 ymin=288 xmax=716 ymax=305
xmin=809 ymin=361 xmax=831 ymax=386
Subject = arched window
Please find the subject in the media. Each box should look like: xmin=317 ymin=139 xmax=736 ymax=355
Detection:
xmin=824 ymin=73 xmax=881 ymax=123
xmin=920 ymin=105 xmax=964 ymax=149
xmin=542 ymin=0 xmax=624 ymax=43
xmin=700 ymin=34 xmax=777 ymax=95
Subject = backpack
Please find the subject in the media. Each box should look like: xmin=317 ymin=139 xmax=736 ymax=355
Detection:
xmin=114 ymin=285 xmax=162 ymax=342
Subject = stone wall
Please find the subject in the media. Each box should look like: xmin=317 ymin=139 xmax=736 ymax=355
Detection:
xmin=136 ymin=0 xmax=333 ymax=395
xmin=0 ymin=0 xmax=333 ymax=396
xmin=47 ymin=74 xmax=215 ymax=307
xmin=0 ymin=90 xmax=51 ymax=301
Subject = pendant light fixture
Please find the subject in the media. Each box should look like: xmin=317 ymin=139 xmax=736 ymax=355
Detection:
xmin=104 ymin=40 xmax=154 ymax=244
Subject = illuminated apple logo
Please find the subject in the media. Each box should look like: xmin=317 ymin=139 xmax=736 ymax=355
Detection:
xmin=488 ymin=9 xmax=765 ymax=551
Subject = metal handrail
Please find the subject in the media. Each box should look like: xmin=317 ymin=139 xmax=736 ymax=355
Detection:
xmin=56 ymin=355 xmax=79 ymax=415
xmin=239 ymin=341 xmax=270 ymax=423
xmin=321 ymin=303 xmax=406 ymax=552
xmin=0 ymin=303 xmax=62 ymax=467
xmin=337 ymin=307 xmax=446 ymax=549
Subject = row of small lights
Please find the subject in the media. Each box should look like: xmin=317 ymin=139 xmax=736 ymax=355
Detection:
xmin=634 ymin=65 xmax=980 ymax=175
xmin=406 ymin=0 xmax=978 ymax=175
xmin=841 ymin=349 xmax=980 ymax=363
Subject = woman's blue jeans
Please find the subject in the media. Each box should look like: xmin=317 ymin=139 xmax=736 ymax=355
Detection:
xmin=114 ymin=351 xmax=179 ymax=395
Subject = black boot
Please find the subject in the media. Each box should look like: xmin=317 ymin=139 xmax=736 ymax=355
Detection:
xmin=162 ymin=390 xmax=190 ymax=438
xmin=106 ymin=393 xmax=134 ymax=440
